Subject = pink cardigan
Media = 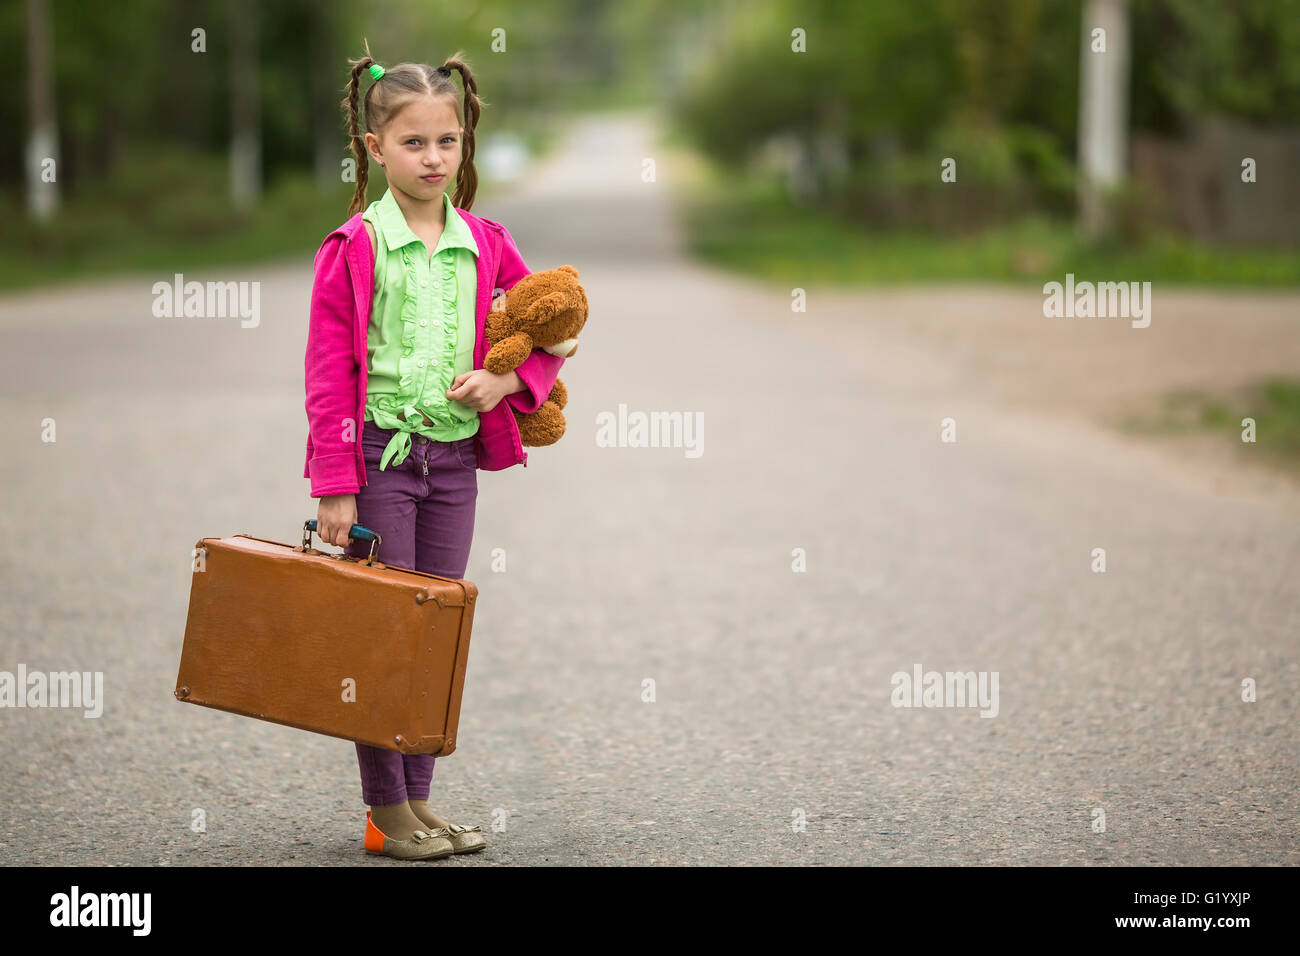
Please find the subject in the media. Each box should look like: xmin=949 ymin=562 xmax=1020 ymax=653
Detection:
xmin=303 ymin=207 xmax=566 ymax=497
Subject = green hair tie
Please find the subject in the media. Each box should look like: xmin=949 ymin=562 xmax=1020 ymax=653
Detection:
xmin=368 ymin=63 xmax=385 ymax=81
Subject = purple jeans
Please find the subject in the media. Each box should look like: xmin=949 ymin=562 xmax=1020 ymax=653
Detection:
xmin=344 ymin=421 xmax=478 ymax=806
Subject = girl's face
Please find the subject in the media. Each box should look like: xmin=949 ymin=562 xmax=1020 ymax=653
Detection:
xmin=366 ymin=95 xmax=464 ymax=202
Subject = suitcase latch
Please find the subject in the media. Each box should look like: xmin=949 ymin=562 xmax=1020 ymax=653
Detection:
xmin=415 ymin=589 xmax=447 ymax=608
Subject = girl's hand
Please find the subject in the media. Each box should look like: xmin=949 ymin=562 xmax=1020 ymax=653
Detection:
xmin=446 ymin=368 xmax=523 ymax=412
xmin=317 ymin=494 xmax=358 ymax=547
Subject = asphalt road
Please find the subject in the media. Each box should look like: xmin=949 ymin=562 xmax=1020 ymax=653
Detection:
xmin=1 ymin=108 xmax=1296 ymax=866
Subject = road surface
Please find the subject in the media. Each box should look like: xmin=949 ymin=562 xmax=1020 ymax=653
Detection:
xmin=0 ymin=108 xmax=1295 ymax=865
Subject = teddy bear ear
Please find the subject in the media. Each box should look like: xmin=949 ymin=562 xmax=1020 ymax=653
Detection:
xmin=558 ymin=264 xmax=579 ymax=278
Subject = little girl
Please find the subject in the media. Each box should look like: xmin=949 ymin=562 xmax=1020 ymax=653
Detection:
xmin=303 ymin=42 xmax=566 ymax=861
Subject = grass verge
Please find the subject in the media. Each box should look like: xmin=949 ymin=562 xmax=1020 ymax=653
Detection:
xmin=0 ymin=132 xmax=555 ymax=293
xmin=1118 ymin=379 xmax=1300 ymax=472
xmin=673 ymin=159 xmax=1300 ymax=287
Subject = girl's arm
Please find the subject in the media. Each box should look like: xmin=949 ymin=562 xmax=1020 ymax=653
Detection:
xmin=496 ymin=222 xmax=567 ymax=414
xmin=304 ymin=235 xmax=362 ymax=497
xmin=507 ymin=351 xmax=566 ymax=414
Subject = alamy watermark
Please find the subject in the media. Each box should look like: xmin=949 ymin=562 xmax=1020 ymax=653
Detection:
xmin=50 ymin=886 xmax=150 ymax=935
xmin=0 ymin=665 xmax=103 ymax=717
xmin=1042 ymin=273 xmax=1151 ymax=328
xmin=890 ymin=664 xmax=999 ymax=718
xmin=152 ymin=273 xmax=260 ymax=328
xmin=595 ymin=403 xmax=703 ymax=458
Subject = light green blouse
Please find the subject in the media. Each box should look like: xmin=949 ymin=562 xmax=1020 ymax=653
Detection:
xmin=361 ymin=188 xmax=481 ymax=471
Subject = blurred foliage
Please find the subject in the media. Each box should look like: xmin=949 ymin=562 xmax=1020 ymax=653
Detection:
xmin=1 ymin=0 xmax=635 ymax=287
xmin=0 ymin=134 xmax=536 ymax=290
xmin=1 ymin=0 xmax=619 ymax=192
xmin=675 ymin=150 xmax=1300 ymax=285
xmin=673 ymin=0 xmax=1300 ymax=232
xmin=1131 ymin=0 xmax=1300 ymax=129
xmin=5 ymin=0 xmax=1299 ymax=286
xmin=4 ymin=141 xmax=346 ymax=288
xmin=674 ymin=0 xmax=1075 ymax=227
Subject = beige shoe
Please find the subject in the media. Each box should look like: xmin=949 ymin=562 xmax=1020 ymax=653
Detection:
xmin=442 ymin=821 xmax=487 ymax=854
xmin=414 ymin=821 xmax=487 ymax=854
xmin=364 ymin=810 xmax=454 ymax=860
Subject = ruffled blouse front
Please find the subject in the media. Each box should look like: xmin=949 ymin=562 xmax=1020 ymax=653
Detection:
xmin=361 ymin=189 xmax=480 ymax=471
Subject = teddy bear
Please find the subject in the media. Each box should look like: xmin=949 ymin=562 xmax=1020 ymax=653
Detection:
xmin=484 ymin=264 xmax=588 ymax=447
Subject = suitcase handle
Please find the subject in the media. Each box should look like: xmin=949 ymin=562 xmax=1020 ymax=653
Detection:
xmin=302 ymin=520 xmax=382 ymax=564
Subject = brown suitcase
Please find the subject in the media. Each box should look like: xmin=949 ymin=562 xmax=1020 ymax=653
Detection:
xmin=175 ymin=521 xmax=476 ymax=756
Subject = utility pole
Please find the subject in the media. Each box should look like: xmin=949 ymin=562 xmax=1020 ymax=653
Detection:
xmin=229 ymin=0 xmax=261 ymax=212
xmin=25 ymin=0 xmax=60 ymax=222
xmin=1077 ymin=0 xmax=1131 ymax=239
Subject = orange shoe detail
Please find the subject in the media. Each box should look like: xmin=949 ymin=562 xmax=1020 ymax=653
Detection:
xmin=364 ymin=810 xmax=387 ymax=853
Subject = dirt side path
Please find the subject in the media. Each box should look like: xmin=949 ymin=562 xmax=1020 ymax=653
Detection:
xmin=742 ymin=280 xmax=1300 ymax=504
